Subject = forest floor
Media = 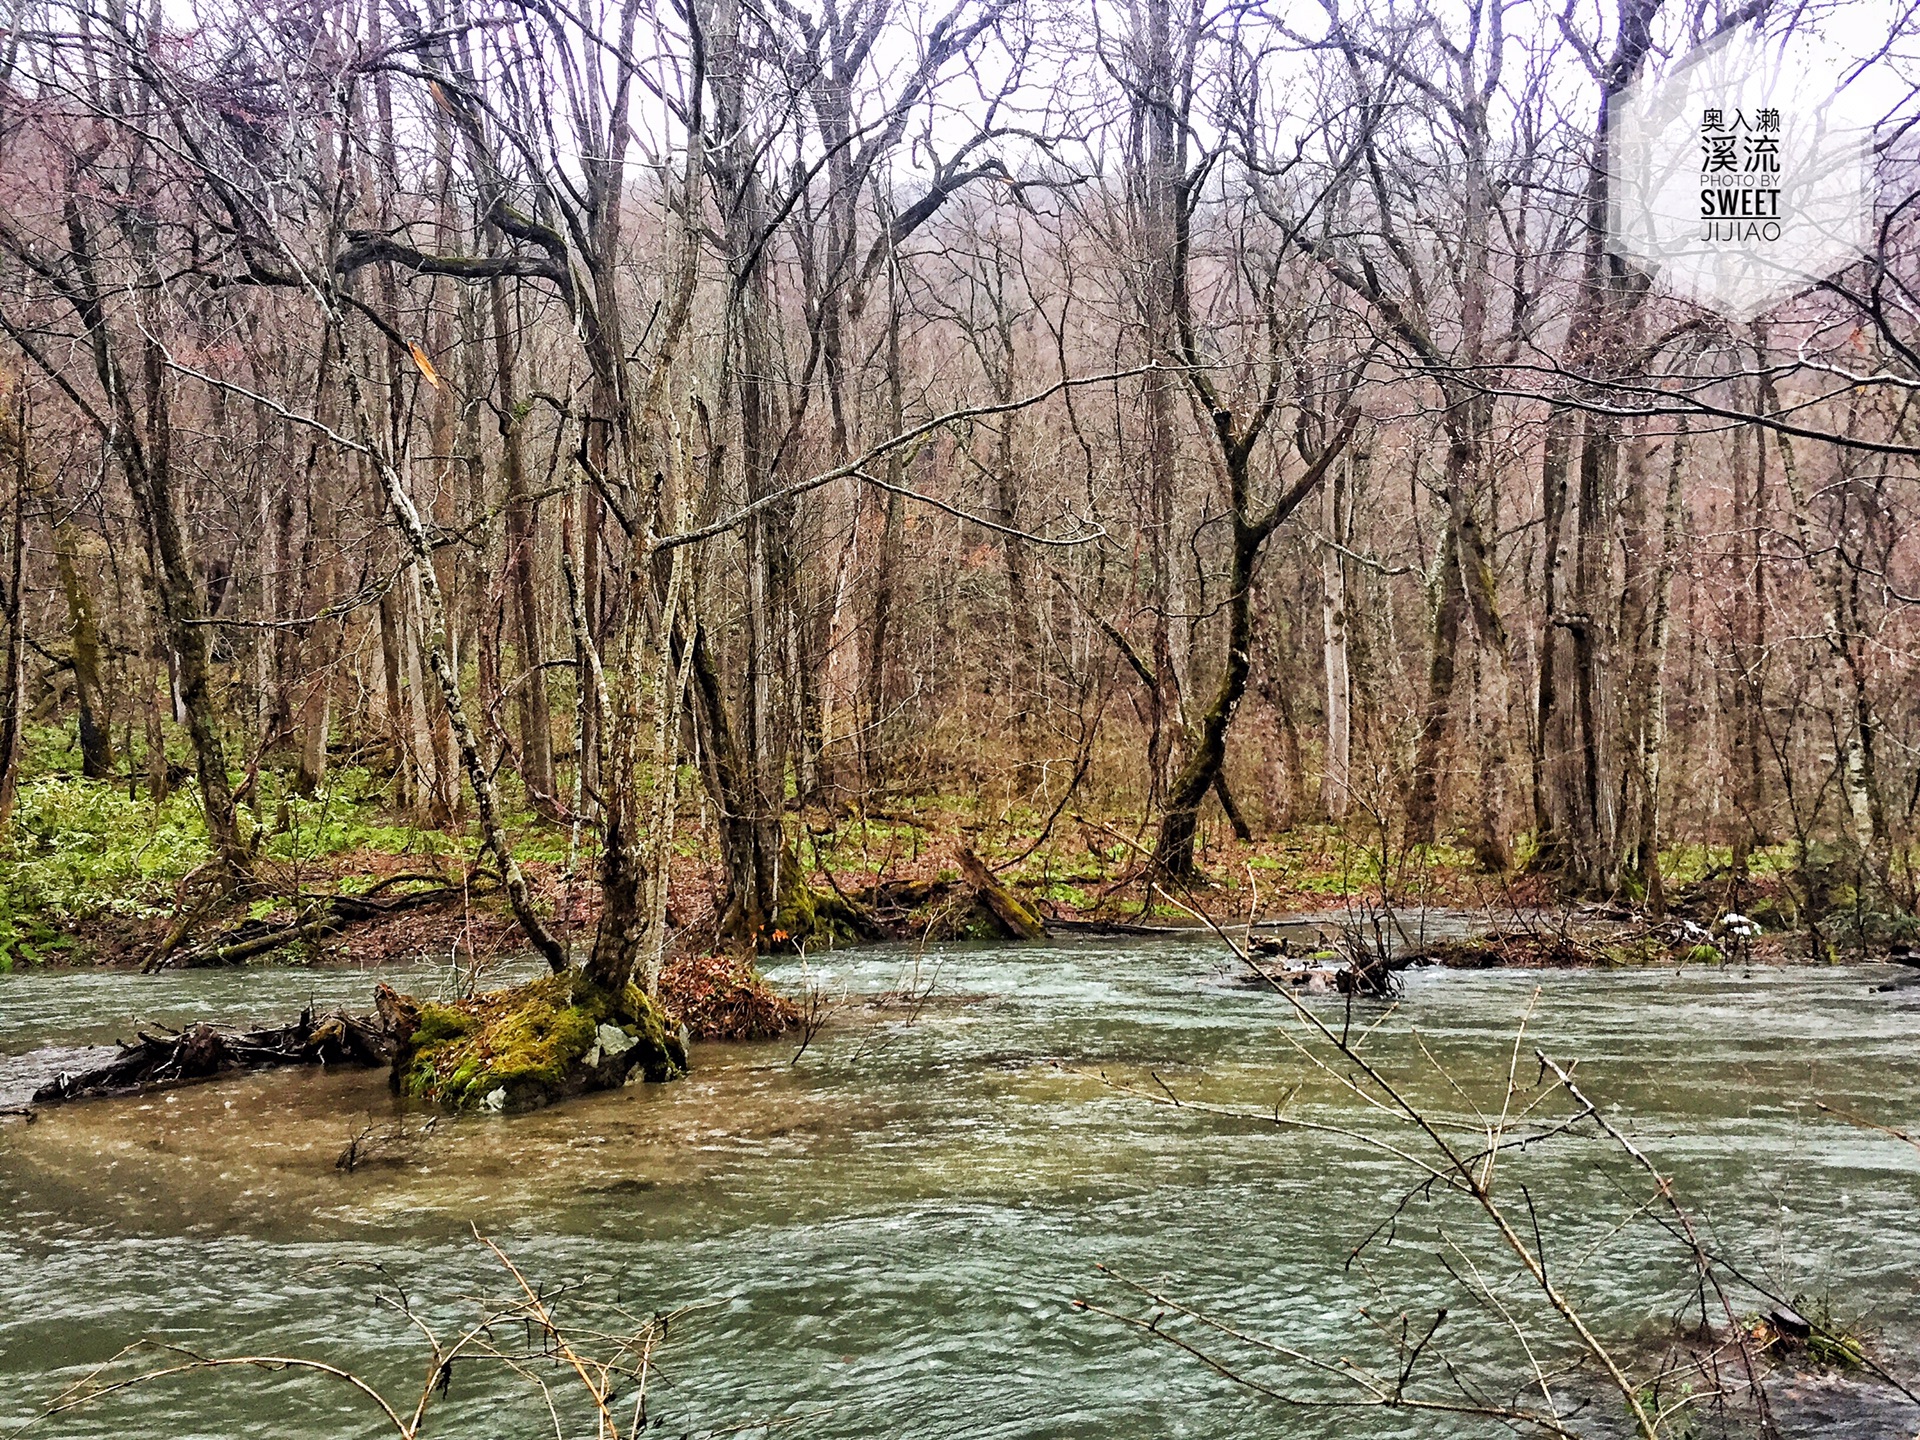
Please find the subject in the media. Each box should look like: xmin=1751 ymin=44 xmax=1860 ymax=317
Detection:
xmin=4 ymin=719 xmax=1902 ymax=975
xmin=0 ymin=753 xmax=1865 ymax=977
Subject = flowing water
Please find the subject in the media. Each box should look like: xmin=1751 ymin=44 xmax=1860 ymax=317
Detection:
xmin=1 ymin=938 xmax=1917 ymax=1439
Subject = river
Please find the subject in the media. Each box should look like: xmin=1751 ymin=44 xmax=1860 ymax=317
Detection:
xmin=2 ymin=937 xmax=1917 ymax=1438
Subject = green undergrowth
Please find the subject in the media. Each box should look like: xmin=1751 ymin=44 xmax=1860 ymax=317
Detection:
xmin=0 ymin=769 xmax=453 ymax=963
xmin=0 ymin=779 xmax=211 ymax=967
xmin=0 ymin=722 xmax=568 ymax=964
xmin=13 ymin=714 xmax=1909 ymax=970
xmin=395 ymin=969 xmax=686 ymax=1113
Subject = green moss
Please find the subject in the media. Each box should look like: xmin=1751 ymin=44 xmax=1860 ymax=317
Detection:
xmin=1593 ymin=935 xmax=1668 ymax=967
xmin=413 ymin=1004 xmax=477 ymax=1046
xmin=446 ymin=1056 xmax=482 ymax=1095
xmin=482 ymin=1003 xmax=596 ymax=1092
xmin=1808 ymin=1327 xmax=1866 ymax=1368
xmin=395 ymin=970 xmax=686 ymax=1113
xmin=769 ymin=883 xmax=878 ymax=951
xmin=956 ymin=907 xmax=1007 ymax=941
xmin=991 ymin=886 xmax=1044 ymax=935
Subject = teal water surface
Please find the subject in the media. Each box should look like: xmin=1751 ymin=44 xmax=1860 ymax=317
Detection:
xmin=1 ymin=941 xmax=1916 ymax=1438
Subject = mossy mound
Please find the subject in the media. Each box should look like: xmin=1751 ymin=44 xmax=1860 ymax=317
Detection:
xmin=391 ymin=970 xmax=686 ymax=1113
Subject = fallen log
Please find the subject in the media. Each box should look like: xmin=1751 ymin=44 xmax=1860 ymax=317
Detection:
xmin=956 ymin=849 xmax=1046 ymax=940
xmin=854 ymin=854 xmax=1050 ymax=942
xmin=865 ymin=875 xmax=944 ymax=914
xmin=32 ymin=1003 xmax=398 ymax=1104
xmin=145 ymin=874 xmax=495 ymax=971
xmin=1046 ymin=917 xmax=1193 ymax=937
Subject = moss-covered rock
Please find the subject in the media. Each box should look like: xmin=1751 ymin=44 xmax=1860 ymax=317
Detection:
xmin=391 ymin=970 xmax=686 ymax=1113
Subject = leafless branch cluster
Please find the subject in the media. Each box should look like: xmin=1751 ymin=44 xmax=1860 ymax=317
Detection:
xmin=1078 ymin=907 xmax=1919 ymax=1438
xmin=16 ymin=1227 xmax=726 ymax=1440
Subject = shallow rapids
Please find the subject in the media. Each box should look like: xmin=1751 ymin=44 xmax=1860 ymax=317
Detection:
xmin=2 ymin=940 xmax=1916 ymax=1438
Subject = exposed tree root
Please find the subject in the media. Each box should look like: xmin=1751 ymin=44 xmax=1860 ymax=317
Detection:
xmin=386 ymin=970 xmax=685 ymax=1113
xmin=852 ymin=847 xmax=1051 ymax=942
xmin=769 ymin=881 xmax=884 ymax=949
xmin=32 ymin=1004 xmax=399 ymax=1103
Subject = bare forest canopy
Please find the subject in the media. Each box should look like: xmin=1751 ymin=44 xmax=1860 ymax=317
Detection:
xmin=2 ymin=0 xmax=1919 ymax=989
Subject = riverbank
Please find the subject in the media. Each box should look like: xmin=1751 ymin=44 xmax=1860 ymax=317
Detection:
xmin=5 ymin=745 xmax=1911 ymax=1117
xmin=5 ymin=764 xmax=1896 ymax=977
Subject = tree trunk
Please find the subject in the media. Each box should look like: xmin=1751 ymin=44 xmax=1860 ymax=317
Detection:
xmin=1631 ymin=415 xmax=1688 ymax=910
xmin=118 ymin=334 xmax=251 ymax=883
xmin=1406 ymin=391 xmax=1505 ymax=850
xmin=687 ymin=620 xmax=785 ymax=941
xmin=1532 ymin=404 xmax=1574 ymax=860
xmin=294 ymin=653 xmax=333 ymax=798
xmin=864 ymin=270 xmax=908 ymax=775
xmin=1153 ymin=514 xmax=1261 ymax=877
xmin=1531 ymin=0 xmax=1659 ymax=891
xmin=0 ymin=385 xmax=25 ymax=824
xmin=376 ymin=581 xmax=415 ymax=810
xmin=1406 ymin=521 xmax=1468 ymax=847
xmin=1152 ymin=410 xmax=1353 ymax=874
xmin=1319 ymin=452 xmax=1352 ymax=821
xmin=492 ymin=275 xmax=556 ymax=808
xmin=291 ymin=504 xmax=334 ymax=799
xmin=1763 ymin=366 xmax=1886 ymax=859
xmin=427 ymin=111 xmax=464 ymax=822
xmin=1728 ymin=396 xmax=1767 ymax=876
xmin=54 ymin=521 xmax=115 ymax=780
xmin=1564 ymin=407 xmax=1617 ymax=891
xmin=1132 ymin=0 xmax=1186 ymax=808
xmin=990 ymin=380 xmax=1039 ymax=727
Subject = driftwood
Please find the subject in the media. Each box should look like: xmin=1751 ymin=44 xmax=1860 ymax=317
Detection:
xmin=32 ymin=1004 xmax=397 ymax=1104
xmin=145 ymin=873 xmax=494 ymax=972
xmin=336 ymin=1112 xmax=439 ymax=1171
